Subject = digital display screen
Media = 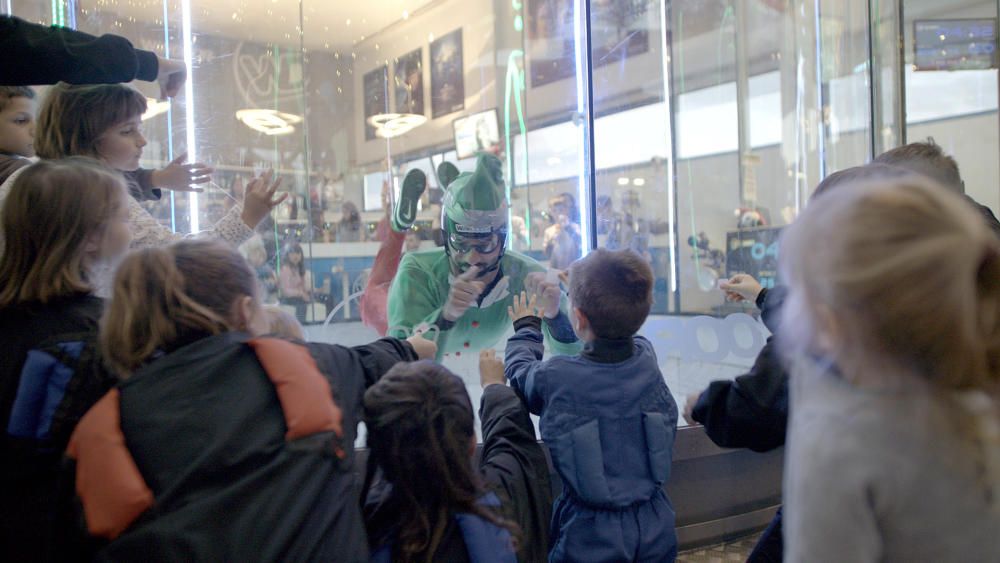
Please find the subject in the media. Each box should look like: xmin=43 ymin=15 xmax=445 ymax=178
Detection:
xmin=914 ymin=19 xmax=998 ymax=71
xmin=453 ymin=109 xmax=500 ymax=160
xmin=726 ymin=227 xmax=783 ymax=292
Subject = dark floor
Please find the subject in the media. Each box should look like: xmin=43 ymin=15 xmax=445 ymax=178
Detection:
xmin=676 ymin=533 xmax=760 ymax=563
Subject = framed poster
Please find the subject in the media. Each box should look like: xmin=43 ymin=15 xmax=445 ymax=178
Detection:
xmin=363 ymin=66 xmax=388 ymax=141
xmin=453 ymin=109 xmax=500 ymax=159
xmin=527 ymin=0 xmax=574 ymax=87
xmin=591 ymin=0 xmax=650 ymax=68
xmin=527 ymin=0 xmax=650 ymax=88
xmin=394 ymin=48 xmax=424 ymax=115
xmin=431 ymin=28 xmax=465 ymax=118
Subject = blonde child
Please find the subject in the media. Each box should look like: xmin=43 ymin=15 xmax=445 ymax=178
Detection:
xmin=780 ymin=176 xmax=1000 ymax=561
xmin=68 ymin=239 xmax=435 ymax=559
xmin=0 ymin=158 xmax=132 ymax=561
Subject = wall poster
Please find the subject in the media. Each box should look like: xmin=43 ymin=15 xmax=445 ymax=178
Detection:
xmin=430 ymin=28 xmax=465 ymax=118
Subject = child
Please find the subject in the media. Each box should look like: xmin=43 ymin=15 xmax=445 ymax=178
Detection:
xmin=68 ymin=239 xmax=436 ymax=560
xmin=0 ymin=83 xmax=210 ymax=203
xmin=779 ymin=176 xmax=1000 ymax=561
xmin=362 ymin=351 xmax=553 ymax=563
xmin=0 ymin=82 xmax=284 ymax=254
xmin=504 ymin=248 xmax=678 ymax=562
xmin=0 ymin=86 xmax=35 ymax=185
xmin=0 ymin=158 xmax=131 ymax=561
xmin=279 ymin=241 xmax=313 ymax=323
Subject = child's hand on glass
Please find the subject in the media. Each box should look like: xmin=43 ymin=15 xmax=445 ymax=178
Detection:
xmin=241 ymin=170 xmax=287 ymax=229
xmin=406 ymin=331 xmax=438 ymax=360
xmin=152 ymin=152 xmax=212 ymax=192
xmin=479 ymin=349 xmax=505 ymax=388
xmin=524 ymin=272 xmax=561 ymax=318
xmin=508 ymin=291 xmax=541 ymax=322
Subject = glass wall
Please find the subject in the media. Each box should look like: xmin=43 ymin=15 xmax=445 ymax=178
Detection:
xmin=9 ymin=0 xmax=997 ymax=433
xmin=900 ymin=0 xmax=999 ymax=212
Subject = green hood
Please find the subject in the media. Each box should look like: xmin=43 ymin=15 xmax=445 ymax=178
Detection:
xmin=442 ymin=153 xmax=509 ymax=235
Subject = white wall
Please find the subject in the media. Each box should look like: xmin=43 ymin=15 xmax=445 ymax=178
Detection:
xmin=352 ymin=0 xmax=498 ymax=166
xmin=908 ymin=112 xmax=1000 ymax=213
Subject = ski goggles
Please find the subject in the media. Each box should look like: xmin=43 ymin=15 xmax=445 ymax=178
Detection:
xmin=449 ymin=232 xmax=501 ymax=254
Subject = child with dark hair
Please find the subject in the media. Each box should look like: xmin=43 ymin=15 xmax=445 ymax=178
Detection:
xmin=68 ymin=239 xmax=436 ymax=560
xmin=363 ymin=351 xmax=553 ymax=563
xmin=0 ymin=86 xmax=36 ymax=185
xmin=504 ymin=248 xmax=678 ymax=562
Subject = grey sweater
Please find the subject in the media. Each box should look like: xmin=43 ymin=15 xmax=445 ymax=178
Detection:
xmin=784 ymin=360 xmax=1000 ymax=562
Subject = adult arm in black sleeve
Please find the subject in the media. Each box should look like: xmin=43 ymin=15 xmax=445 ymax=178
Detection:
xmin=690 ymin=337 xmax=789 ymax=452
xmin=478 ymin=383 xmax=553 ymax=563
xmin=0 ymin=15 xmax=159 ymax=85
xmin=756 ymin=285 xmax=787 ymax=335
xmin=308 ymin=337 xmax=417 ymax=406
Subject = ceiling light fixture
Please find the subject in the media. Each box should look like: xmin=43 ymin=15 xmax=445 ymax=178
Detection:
xmin=236 ymin=109 xmax=304 ymax=136
xmin=367 ymin=113 xmax=427 ymax=138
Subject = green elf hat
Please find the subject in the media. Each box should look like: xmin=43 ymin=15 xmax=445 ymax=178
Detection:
xmin=441 ymin=153 xmax=509 ymax=237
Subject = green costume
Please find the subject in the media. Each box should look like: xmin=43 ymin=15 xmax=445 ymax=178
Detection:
xmin=386 ymin=154 xmax=580 ymax=359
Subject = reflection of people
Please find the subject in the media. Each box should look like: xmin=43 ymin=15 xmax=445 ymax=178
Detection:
xmin=606 ymin=189 xmax=668 ymax=262
xmin=242 ymin=236 xmax=277 ymax=303
xmin=404 ymin=230 xmax=422 ymax=253
xmin=504 ymin=249 xmax=678 ymax=562
xmin=509 ymin=215 xmax=529 ymax=250
xmin=543 ymin=192 xmax=582 ymax=270
xmin=595 ymin=194 xmax=616 ymax=235
xmin=279 ymin=242 xmax=312 ymax=323
xmin=386 ymin=153 xmax=581 ymax=359
xmin=337 ymin=201 xmax=363 ymax=242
